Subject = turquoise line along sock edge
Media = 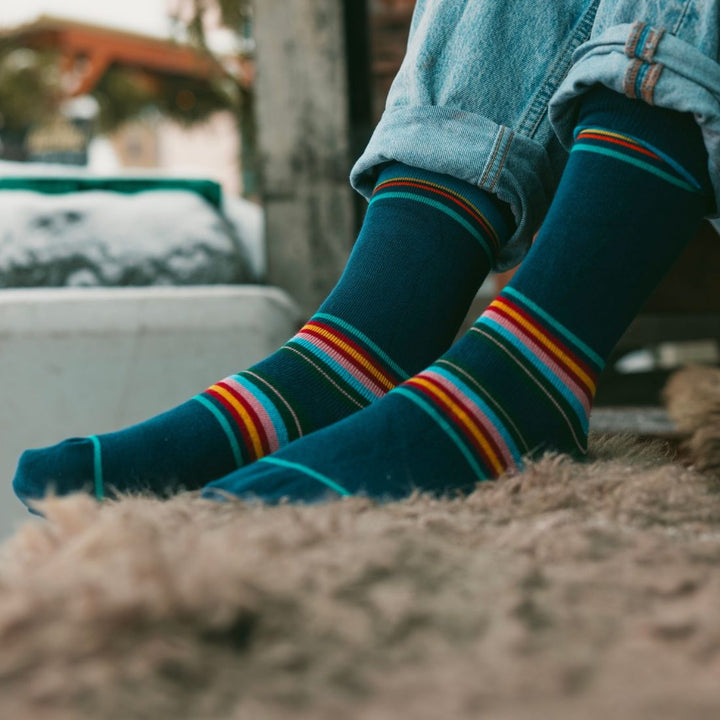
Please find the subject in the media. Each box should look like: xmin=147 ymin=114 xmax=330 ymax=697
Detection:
xmin=194 ymin=395 xmax=245 ymax=468
xmin=393 ymin=387 xmax=486 ymax=480
xmin=261 ymin=457 xmax=353 ymax=497
xmin=570 ymin=144 xmax=697 ymax=193
xmin=369 ymin=191 xmax=494 ymax=262
xmin=502 ymin=286 xmax=605 ymax=369
xmin=312 ymin=312 xmax=410 ymax=380
xmin=573 ymin=124 xmax=704 ymax=189
xmin=88 ymin=435 xmax=104 ymax=501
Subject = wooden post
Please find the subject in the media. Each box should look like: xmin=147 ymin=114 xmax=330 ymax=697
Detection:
xmin=253 ymin=0 xmax=355 ymax=317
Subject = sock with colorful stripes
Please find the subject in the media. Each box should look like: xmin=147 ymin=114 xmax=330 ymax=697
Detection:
xmin=201 ymin=86 xmax=713 ymax=504
xmin=13 ymin=163 xmax=512 ymax=505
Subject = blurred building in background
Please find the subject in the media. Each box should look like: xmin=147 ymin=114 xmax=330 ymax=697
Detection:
xmin=0 ymin=14 xmax=251 ymax=197
xmin=0 ymin=1 xmax=419 ymax=200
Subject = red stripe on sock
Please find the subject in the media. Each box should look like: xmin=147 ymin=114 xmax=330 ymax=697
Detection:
xmin=216 ymin=380 xmax=272 ymax=457
xmin=576 ymin=131 xmax=661 ymax=161
xmin=419 ymin=373 xmax=511 ymax=470
xmin=489 ymin=304 xmax=594 ymax=404
xmin=304 ymin=321 xmax=398 ymax=390
xmin=206 ymin=387 xmax=261 ymax=461
xmin=374 ymin=179 xmax=499 ymax=250
xmin=492 ymin=297 xmax=597 ymax=395
xmin=405 ymin=376 xmax=500 ymax=477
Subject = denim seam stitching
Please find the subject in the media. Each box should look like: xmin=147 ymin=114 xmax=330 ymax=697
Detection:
xmin=517 ymin=0 xmax=600 ymax=139
xmin=672 ymin=0 xmax=693 ymax=36
xmin=640 ymin=27 xmax=665 ymax=62
xmin=479 ymin=126 xmax=506 ymax=187
xmin=641 ymin=62 xmax=664 ymax=105
xmin=623 ymin=59 xmax=644 ymax=99
xmin=489 ymin=130 xmax=515 ymax=191
xmin=624 ymin=21 xmax=645 ymax=58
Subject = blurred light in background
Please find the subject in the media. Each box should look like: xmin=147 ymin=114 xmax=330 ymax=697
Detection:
xmin=0 ymin=0 xmax=172 ymax=41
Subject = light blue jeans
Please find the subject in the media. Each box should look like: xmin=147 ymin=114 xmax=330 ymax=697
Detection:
xmin=351 ymin=0 xmax=720 ymax=270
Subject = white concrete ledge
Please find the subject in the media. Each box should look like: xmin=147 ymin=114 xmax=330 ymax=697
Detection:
xmin=0 ymin=285 xmax=301 ymax=537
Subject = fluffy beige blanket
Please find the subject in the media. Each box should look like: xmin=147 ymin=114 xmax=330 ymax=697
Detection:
xmin=1 ymin=367 xmax=719 ymax=720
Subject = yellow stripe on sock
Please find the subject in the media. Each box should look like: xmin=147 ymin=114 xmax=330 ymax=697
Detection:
xmin=305 ymin=323 xmax=396 ymax=391
xmin=576 ymin=127 xmax=646 ymax=149
xmin=410 ymin=376 xmax=504 ymax=475
xmin=209 ymin=384 xmax=264 ymax=459
xmin=493 ymin=299 xmax=597 ymax=395
xmin=374 ymin=176 xmax=501 ymax=248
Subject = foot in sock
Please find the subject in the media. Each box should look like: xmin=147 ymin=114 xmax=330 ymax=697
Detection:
xmin=201 ymin=87 xmax=713 ymax=505
xmin=13 ymin=163 xmax=511 ymax=505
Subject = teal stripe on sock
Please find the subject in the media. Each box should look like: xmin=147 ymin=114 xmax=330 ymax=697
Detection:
xmin=194 ymin=395 xmax=244 ymax=468
xmin=233 ymin=375 xmax=290 ymax=446
xmin=480 ymin=316 xmax=590 ymax=433
xmin=291 ymin=336 xmax=379 ymax=403
xmin=573 ymin=125 xmax=703 ymax=189
xmin=88 ymin=435 xmax=104 ymax=500
xmin=394 ymin=387 xmax=487 ymax=480
xmin=261 ymin=457 xmax=352 ymax=497
xmin=380 ymin=166 xmax=511 ymax=240
xmin=313 ymin=312 xmax=409 ymax=380
xmin=431 ymin=364 xmax=525 ymax=462
xmin=370 ymin=191 xmax=494 ymax=262
xmin=502 ymin=286 xmax=605 ymax=369
xmin=629 ymin=137 xmax=703 ymax=190
xmin=437 ymin=358 xmax=531 ymax=455
xmin=571 ymin=143 xmax=697 ymax=193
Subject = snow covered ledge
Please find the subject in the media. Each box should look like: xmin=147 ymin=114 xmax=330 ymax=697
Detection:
xmin=0 ymin=285 xmax=301 ymax=537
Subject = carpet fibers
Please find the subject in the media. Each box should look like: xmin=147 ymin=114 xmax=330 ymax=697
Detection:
xmin=1 ymin=367 xmax=720 ymax=719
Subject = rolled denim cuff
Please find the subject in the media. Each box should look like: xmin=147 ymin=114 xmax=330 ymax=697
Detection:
xmin=550 ymin=22 xmax=720 ymax=215
xmin=350 ymin=105 xmax=555 ymax=271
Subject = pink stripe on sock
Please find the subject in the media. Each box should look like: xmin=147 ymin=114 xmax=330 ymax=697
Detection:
xmin=221 ymin=376 xmax=281 ymax=453
xmin=297 ymin=331 xmax=387 ymax=397
xmin=422 ymin=369 xmax=515 ymax=469
xmin=485 ymin=308 xmax=592 ymax=417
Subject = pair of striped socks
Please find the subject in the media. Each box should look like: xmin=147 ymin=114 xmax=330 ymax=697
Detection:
xmin=200 ymin=86 xmax=713 ymax=503
xmin=14 ymin=86 xmax=712 ymax=506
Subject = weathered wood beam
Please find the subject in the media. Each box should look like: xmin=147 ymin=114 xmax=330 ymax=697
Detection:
xmin=253 ymin=0 xmax=355 ymax=316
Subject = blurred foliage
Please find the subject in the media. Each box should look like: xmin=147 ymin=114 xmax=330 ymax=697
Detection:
xmin=95 ymin=0 xmax=256 ymax=132
xmin=172 ymin=0 xmax=254 ymax=112
xmin=179 ymin=0 xmax=254 ymax=50
xmin=93 ymin=67 xmax=236 ymax=133
xmin=0 ymin=45 xmax=59 ymax=131
xmin=171 ymin=0 xmax=258 ymax=195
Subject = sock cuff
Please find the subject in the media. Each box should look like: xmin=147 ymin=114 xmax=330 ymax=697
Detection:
xmin=576 ymin=85 xmax=711 ymax=193
xmin=372 ymin=162 xmax=513 ymax=263
xmin=572 ymin=124 xmax=708 ymax=194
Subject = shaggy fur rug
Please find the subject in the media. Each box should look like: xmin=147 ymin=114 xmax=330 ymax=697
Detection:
xmin=1 ymin=367 xmax=720 ymax=720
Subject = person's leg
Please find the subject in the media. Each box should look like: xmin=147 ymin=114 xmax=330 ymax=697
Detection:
xmin=201 ymin=86 xmax=713 ymax=503
xmin=13 ymin=0 xmax=599 ymax=504
xmin=13 ymin=164 xmax=511 ymax=502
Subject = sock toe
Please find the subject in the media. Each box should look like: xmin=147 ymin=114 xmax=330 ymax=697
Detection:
xmin=13 ymin=438 xmax=97 ymax=503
